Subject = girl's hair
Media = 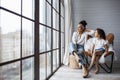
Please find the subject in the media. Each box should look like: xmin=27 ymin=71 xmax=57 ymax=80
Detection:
xmin=96 ymin=28 xmax=106 ymax=40
xmin=79 ymin=20 xmax=87 ymax=27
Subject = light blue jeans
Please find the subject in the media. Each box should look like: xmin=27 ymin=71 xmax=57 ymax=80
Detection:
xmin=70 ymin=43 xmax=85 ymax=65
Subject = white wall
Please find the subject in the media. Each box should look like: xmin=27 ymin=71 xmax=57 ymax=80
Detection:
xmin=72 ymin=0 xmax=120 ymax=61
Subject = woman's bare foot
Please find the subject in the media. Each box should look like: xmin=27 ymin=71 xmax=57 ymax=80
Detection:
xmin=83 ymin=69 xmax=89 ymax=78
xmin=82 ymin=65 xmax=89 ymax=78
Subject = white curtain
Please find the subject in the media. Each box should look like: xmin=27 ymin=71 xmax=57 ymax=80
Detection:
xmin=63 ymin=0 xmax=73 ymax=65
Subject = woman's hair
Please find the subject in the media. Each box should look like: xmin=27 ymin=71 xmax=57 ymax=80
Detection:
xmin=79 ymin=20 xmax=87 ymax=27
xmin=96 ymin=28 xmax=106 ymax=40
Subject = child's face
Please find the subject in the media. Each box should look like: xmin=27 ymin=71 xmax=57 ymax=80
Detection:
xmin=94 ymin=30 xmax=99 ymax=38
xmin=77 ymin=24 xmax=85 ymax=33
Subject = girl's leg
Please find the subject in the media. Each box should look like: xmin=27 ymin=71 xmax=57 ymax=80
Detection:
xmin=94 ymin=56 xmax=100 ymax=74
xmin=94 ymin=51 xmax=102 ymax=74
xmin=88 ymin=52 xmax=96 ymax=71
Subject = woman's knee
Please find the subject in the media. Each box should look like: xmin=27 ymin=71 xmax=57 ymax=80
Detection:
xmin=70 ymin=43 xmax=76 ymax=52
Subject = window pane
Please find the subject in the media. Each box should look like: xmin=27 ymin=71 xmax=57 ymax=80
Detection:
xmin=0 ymin=10 xmax=20 ymax=63
xmin=39 ymin=25 xmax=51 ymax=52
xmin=22 ymin=58 xmax=34 ymax=80
xmin=53 ymin=10 xmax=57 ymax=29
xmin=61 ymin=17 xmax=64 ymax=32
xmin=47 ymin=52 xmax=51 ymax=77
xmin=53 ymin=50 xmax=59 ymax=71
xmin=61 ymin=47 xmax=65 ymax=63
xmin=56 ymin=50 xmax=59 ymax=67
xmin=53 ymin=10 xmax=59 ymax=30
xmin=22 ymin=18 xmax=34 ymax=57
xmin=61 ymin=3 xmax=64 ymax=17
xmin=39 ymin=52 xmax=51 ymax=79
xmin=22 ymin=0 xmax=34 ymax=19
xmin=53 ymin=30 xmax=59 ymax=49
xmin=0 ymin=61 xmax=20 ymax=80
xmin=56 ymin=0 xmax=59 ymax=11
xmin=56 ymin=14 xmax=59 ymax=30
xmin=61 ymin=33 xmax=64 ymax=48
xmin=46 ymin=3 xmax=51 ymax=26
xmin=39 ymin=54 xmax=46 ymax=80
xmin=46 ymin=28 xmax=51 ymax=51
xmin=0 ymin=0 xmax=21 ymax=14
xmin=61 ymin=33 xmax=65 ymax=63
xmin=40 ymin=0 xmax=46 ymax=24
xmin=53 ymin=0 xmax=59 ymax=11
xmin=39 ymin=25 xmax=46 ymax=52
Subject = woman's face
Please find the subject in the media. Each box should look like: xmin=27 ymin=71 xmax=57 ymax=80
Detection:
xmin=77 ymin=24 xmax=85 ymax=33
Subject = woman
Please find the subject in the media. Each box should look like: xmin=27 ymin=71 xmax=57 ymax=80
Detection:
xmin=70 ymin=20 xmax=94 ymax=78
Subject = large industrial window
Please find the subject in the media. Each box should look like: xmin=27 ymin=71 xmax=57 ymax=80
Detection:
xmin=0 ymin=0 xmax=65 ymax=80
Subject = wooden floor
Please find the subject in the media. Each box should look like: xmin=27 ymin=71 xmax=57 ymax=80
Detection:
xmin=50 ymin=64 xmax=120 ymax=80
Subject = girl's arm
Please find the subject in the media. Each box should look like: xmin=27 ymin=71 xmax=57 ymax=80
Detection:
xmin=102 ymin=44 xmax=109 ymax=57
xmin=91 ymin=44 xmax=95 ymax=54
xmin=104 ymin=44 xmax=109 ymax=53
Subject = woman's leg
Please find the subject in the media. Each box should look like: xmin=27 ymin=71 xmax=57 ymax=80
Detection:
xmin=77 ymin=45 xmax=89 ymax=78
xmin=70 ymin=43 xmax=77 ymax=53
xmin=77 ymin=45 xmax=85 ymax=64
xmin=70 ymin=43 xmax=80 ymax=62
xmin=82 ymin=64 xmax=89 ymax=78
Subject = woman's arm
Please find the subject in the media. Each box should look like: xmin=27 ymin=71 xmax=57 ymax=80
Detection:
xmin=72 ymin=32 xmax=77 ymax=44
xmin=85 ymin=28 xmax=95 ymax=35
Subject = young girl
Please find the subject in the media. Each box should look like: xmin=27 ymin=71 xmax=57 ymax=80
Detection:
xmin=88 ymin=28 xmax=108 ymax=74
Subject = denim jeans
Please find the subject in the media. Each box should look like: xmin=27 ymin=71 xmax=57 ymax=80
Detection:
xmin=70 ymin=43 xmax=85 ymax=65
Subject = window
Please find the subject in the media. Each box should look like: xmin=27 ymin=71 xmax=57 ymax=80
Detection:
xmin=0 ymin=0 xmax=65 ymax=80
xmin=0 ymin=0 xmax=34 ymax=80
xmin=0 ymin=10 xmax=21 ymax=62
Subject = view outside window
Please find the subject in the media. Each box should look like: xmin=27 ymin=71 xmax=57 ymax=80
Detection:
xmin=0 ymin=0 xmax=64 ymax=80
xmin=0 ymin=61 xmax=20 ymax=80
xmin=0 ymin=0 xmax=34 ymax=80
xmin=0 ymin=10 xmax=21 ymax=62
xmin=0 ymin=0 xmax=21 ymax=14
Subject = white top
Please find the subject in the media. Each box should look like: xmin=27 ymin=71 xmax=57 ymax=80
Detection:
xmin=72 ymin=30 xmax=94 ymax=45
xmin=92 ymin=38 xmax=108 ymax=50
xmin=84 ymin=38 xmax=94 ymax=51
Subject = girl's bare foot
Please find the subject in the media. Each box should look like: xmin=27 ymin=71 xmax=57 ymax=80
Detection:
xmin=94 ymin=68 xmax=99 ymax=74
